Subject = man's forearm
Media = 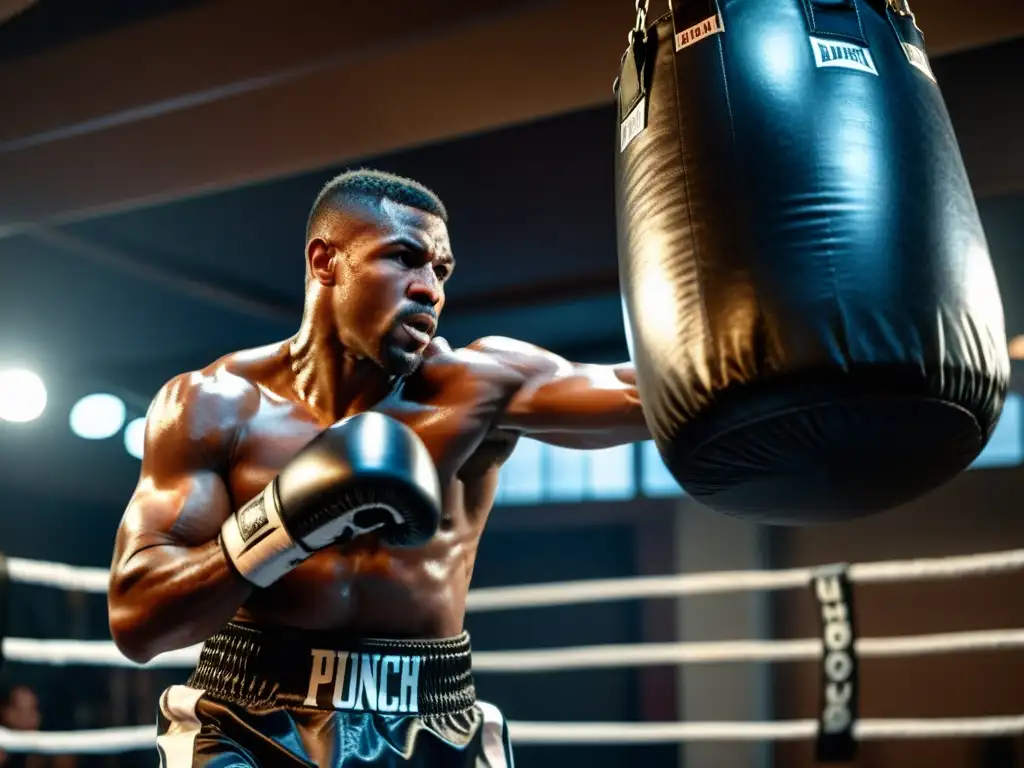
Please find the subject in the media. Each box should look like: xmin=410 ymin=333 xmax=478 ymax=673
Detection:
xmin=108 ymin=540 xmax=252 ymax=664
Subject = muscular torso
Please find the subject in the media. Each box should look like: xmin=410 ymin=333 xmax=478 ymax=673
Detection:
xmin=221 ymin=348 xmax=520 ymax=639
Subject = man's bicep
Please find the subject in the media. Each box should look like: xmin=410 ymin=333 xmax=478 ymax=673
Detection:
xmin=469 ymin=336 xmax=634 ymax=390
xmin=114 ymin=375 xmax=236 ymax=564
xmin=503 ymin=369 xmax=638 ymax=431
xmin=118 ymin=470 xmax=233 ymax=560
xmin=468 ymin=336 xmax=572 ymax=378
xmin=501 ymin=360 xmax=639 ymax=433
xmin=466 ymin=336 xmax=644 ymax=437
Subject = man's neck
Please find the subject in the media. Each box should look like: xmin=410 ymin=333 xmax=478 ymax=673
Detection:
xmin=289 ymin=295 xmax=395 ymax=423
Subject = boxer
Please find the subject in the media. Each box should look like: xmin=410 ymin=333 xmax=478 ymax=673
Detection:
xmin=108 ymin=170 xmax=650 ymax=767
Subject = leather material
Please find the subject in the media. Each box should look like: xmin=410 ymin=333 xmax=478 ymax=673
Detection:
xmin=614 ymin=1 xmax=1008 ymax=523
xmin=222 ymin=412 xmax=441 ymax=587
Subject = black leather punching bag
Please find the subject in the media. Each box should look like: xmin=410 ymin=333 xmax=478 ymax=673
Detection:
xmin=614 ymin=0 xmax=1008 ymax=523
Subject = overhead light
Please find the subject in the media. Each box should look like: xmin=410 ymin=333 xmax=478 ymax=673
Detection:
xmin=0 ymin=368 xmax=47 ymax=423
xmin=69 ymin=393 xmax=126 ymax=440
xmin=123 ymin=417 xmax=146 ymax=460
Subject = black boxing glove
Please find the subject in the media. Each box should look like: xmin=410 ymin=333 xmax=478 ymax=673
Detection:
xmin=219 ymin=412 xmax=441 ymax=588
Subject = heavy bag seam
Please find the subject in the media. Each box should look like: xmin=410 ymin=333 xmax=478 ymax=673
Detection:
xmin=711 ymin=1 xmax=767 ymax=382
xmin=668 ymin=9 xmax=715 ymax=397
xmin=805 ymin=5 xmax=842 ymax=358
xmin=850 ymin=0 xmax=867 ymax=42
xmin=802 ymin=0 xmax=868 ymax=44
xmin=684 ymin=394 xmax=980 ymax=460
xmin=805 ymin=0 xmax=817 ymax=31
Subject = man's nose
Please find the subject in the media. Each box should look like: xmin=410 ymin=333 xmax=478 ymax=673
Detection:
xmin=407 ymin=273 xmax=441 ymax=307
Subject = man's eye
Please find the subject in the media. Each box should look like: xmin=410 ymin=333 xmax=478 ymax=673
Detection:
xmin=396 ymin=250 xmax=418 ymax=267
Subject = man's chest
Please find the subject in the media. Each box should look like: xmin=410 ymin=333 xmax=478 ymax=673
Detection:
xmin=225 ymin=390 xmax=517 ymax=507
xmin=226 ymin=394 xmax=323 ymax=504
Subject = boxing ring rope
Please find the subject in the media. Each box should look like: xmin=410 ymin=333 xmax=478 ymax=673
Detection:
xmin=7 ymin=627 xmax=1024 ymax=670
xmin=5 ymin=558 xmax=109 ymax=594
xmin=10 ymin=546 xmax=1023 ymax=602
xmin=3 ymin=716 xmax=1024 ymax=754
xmin=465 ymin=547 xmax=1024 ymax=611
xmin=1 ymin=547 xmax=1022 ymax=753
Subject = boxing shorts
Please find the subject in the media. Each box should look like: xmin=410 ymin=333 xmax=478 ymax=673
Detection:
xmin=155 ymin=622 xmax=514 ymax=767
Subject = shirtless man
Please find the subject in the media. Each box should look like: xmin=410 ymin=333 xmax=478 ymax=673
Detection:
xmin=108 ymin=170 xmax=650 ymax=767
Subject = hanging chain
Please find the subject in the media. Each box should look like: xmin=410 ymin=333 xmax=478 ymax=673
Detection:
xmin=887 ymin=0 xmax=913 ymax=16
xmin=631 ymin=0 xmax=650 ymax=43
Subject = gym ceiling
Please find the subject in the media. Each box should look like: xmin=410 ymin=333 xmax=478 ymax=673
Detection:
xmin=0 ymin=0 xmax=1021 ymax=508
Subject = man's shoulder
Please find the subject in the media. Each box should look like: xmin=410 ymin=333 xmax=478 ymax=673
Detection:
xmin=150 ymin=344 xmax=282 ymax=435
xmin=422 ymin=338 xmax=525 ymax=377
xmin=463 ymin=336 xmax=569 ymax=377
xmin=466 ymin=336 xmax=539 ymax=356
xmin=157 ymin=367 xmax=257 ymax=414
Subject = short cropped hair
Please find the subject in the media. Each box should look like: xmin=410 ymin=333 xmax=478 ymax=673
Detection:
xmin=305 ymin=169 xmax=448 ymax=242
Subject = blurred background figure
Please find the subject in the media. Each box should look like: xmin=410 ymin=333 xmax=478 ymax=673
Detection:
xmin=1 ymin=685 xmax=41 ymax=733
xmin=0 ymin=684 xmax=45 ymax=768
xmin=0 ymin=684 xmax=78 ymax=768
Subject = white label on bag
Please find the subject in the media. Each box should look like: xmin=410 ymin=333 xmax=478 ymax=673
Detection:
xmin=675 ymin=14 xmax=723 ymax=51
xmin=810 ymin=36 xmax=878 ymax=76
xmin=902 ymin=42 xmax=936 ymax=82
xmin=620 ymin=97 xmax=646 ymax=152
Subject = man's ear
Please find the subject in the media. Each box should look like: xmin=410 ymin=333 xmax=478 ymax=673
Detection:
xmin=307 ymin=238 xmax=336 ymax=286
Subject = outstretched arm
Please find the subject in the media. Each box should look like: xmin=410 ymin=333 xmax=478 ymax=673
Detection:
xmin=469 ymin=337 xmax=649 ymax=449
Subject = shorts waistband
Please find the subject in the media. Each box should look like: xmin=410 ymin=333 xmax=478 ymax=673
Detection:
xmin=187 ymin=622 xmax=476 ymax=716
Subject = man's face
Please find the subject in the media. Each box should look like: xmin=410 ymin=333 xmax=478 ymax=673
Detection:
xmin=323 ymin=199 xmax=454 ymax=376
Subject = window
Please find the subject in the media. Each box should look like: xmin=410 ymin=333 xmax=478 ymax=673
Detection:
xmin=586 ymin=444 xmax=636 ymax=500
xmin=971 ymin=392 xmax=1023 ymax=469
xmin=497 ymin=439 xmax=658 ymax=506
xmin=496 ymin=438 xmax=544 ymax=505
xmin=545 ymin=445 xmax=588 ymax=502
xmin=640 ymin=440 xmax=684 ymax=497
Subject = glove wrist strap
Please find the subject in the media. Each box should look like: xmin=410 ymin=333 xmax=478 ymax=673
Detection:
xmin=220 ymin=481 xmax=307 ymax=588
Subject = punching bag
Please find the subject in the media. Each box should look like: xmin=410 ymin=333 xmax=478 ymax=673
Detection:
xmin=614 ymin=0 xmax=1009 ymax=523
